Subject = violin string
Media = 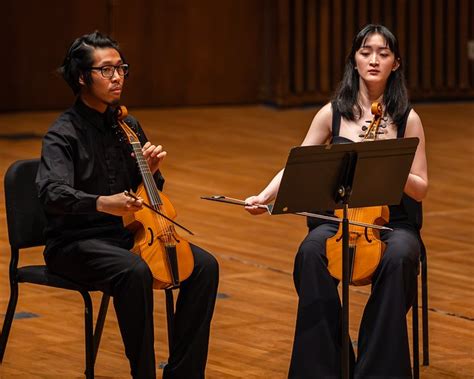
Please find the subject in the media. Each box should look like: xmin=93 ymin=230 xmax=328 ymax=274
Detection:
xmin=121 ymin=120 xmax=172 ymax=245
xmin=138 ymin=141 xmax=171 ymax=244
xmin=143 ymin=144 xmax=174 ymax=244
xmin=135 ymin=142 xmax=171 ymax=244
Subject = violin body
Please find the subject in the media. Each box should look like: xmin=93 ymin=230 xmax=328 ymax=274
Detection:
xmin=326 ymin=205 xmax=389 ymax=285
xmin=326 ymin=102 xmax=389 ymax=286
xmin=123 ymin=184 xmax=194 ymax=289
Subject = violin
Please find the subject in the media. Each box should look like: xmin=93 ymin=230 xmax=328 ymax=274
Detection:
xmin=326 ymin=102 xmax=389 ymax=286
xmin=117 ymin=106 xmax=194 ymax=289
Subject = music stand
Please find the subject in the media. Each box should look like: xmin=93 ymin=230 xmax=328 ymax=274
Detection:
xmin=271 ymin=137 xmax=419 ymax=379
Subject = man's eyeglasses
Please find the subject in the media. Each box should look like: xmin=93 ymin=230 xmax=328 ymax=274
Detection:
xmin=89 ymin=64 xmax=129 ymax=79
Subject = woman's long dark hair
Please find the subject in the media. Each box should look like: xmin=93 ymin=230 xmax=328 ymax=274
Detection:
xmin=332 ymin=24 xmax=409 ymax=127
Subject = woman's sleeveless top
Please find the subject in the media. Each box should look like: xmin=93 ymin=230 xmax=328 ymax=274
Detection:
xmin=307 ymin=104 xmax=420 ymax=232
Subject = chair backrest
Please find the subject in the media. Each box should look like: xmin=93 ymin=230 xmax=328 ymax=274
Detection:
xmin=4 ymin=159 xmax=46 ymax=249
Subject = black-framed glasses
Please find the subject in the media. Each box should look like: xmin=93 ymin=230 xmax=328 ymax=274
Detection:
xmin=89 ymin=64 xmax=129 ymax=79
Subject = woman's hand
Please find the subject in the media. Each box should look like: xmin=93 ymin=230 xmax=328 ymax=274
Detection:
xmin=244 ymin=195 xmax=268 ymax=215
xmin=96 ymin=192 xmax=143 ymax=217
xmin=141 ymin=142 xmax=167 ymax=174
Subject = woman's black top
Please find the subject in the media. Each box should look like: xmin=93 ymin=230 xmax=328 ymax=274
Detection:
xmin=307 ymin=104 xmax=421 ymax=233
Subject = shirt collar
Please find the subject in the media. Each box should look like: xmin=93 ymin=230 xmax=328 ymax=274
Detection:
xmin=74 ymin=98 xmax=115 ymax=132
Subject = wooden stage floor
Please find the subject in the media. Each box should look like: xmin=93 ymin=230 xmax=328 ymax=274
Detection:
xmin=0 ymin=102 xmax=472 ymax=378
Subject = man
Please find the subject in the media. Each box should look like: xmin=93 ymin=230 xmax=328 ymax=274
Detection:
xmin=36 ymin=31 xmax=219 ymax=379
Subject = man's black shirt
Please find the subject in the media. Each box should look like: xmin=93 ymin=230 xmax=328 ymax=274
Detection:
xmin=36 ymin=99 xmax=164 ymax=253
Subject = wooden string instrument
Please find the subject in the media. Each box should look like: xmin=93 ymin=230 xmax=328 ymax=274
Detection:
xmin=117 ymin=106 xmax=194 ymax=289
xmin=326 ymin=102 xmax=389 ymax=286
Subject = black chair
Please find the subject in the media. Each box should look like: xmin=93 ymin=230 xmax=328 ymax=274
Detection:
xmin=0 ymin=159 xmax=176 ymax=378
xmin=403 ymin=196 xmax=429 ymax=379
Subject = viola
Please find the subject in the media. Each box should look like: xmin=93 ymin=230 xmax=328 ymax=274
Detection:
xmin=326 ymin=102 xmax=389 ymax=286
xmin=117 ymin=106 xmax=194 ymax=289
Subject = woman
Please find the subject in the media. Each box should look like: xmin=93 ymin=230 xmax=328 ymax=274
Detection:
xmin=245 ymin=24 xmax=428 ymax=378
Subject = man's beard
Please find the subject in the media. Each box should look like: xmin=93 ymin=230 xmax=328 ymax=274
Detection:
xmin=108 ymin=98 xmax=121 ymax=107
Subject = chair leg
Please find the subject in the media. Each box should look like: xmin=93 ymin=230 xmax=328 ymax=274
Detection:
xmin=80 ymin=291 xmax=95 ymax=379
xmin=92 ymin=294 xmax=110 ymax=365
xmin=0 ymin=279 xmax=19 ymax=362
xmin=165 ymin=289 xmax=175 ymax=354
xmin=412 ymin=282 xmax=420 ymax=379
xmin=421 ymin=248 xmax=429 ymax=366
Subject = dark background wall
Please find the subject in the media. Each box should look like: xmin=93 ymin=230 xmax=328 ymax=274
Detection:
xmin=1 ymin=0 xmax=473 ymax=112
xmin=262 ymin=0 xmax=474 ymax=106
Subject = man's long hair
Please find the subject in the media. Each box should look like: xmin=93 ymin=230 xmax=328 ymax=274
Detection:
xmin=59 ymin=31 xmax=127 ymax=95
xmin=332 ymin=24 xmax=409 ymax=126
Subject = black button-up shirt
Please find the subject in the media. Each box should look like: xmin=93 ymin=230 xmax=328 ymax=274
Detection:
xmin=36 ymin=99 xmax=164 ymax=251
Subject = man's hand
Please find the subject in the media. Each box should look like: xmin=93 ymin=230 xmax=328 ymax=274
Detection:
xmin=96 ymin=192 xmax=143 ymax=217
xmin=142 ymin=142 xmax=167 ymax=174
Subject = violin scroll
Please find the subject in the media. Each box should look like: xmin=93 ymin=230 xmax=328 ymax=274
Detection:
xmin=371 ymin=102 xmax=383 ymax=117
xmin=116 ymin=105 xmax=128 ymax=120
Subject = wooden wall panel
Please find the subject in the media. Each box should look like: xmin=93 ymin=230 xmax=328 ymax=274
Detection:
xmin=318 ymin=0 xmax=331 ymax=94
xmin=292 ymin=0 xmax=305 ymax=94
xmin=0 ymin=0 xmax=109 ymax=112
xmin=118 ymin=0 xmax=265 ymax=107
xmin=1 ymin=0 xmax=265 ymax=111
xmin=445 ymin=1 xmax=460 ymax=89
xmin=111 ymin=0 xmax=155 ymax=107
xmin=407 ymin=0 xmax=421 ymax=89
xmin=459 ymin=0 xmax=471 ymax=90
xmin=263 ymin=0 xmax=474 ymax=106
xmin=1 ymin=0 xmax=472 ymax=111
xmin=306 ymin=0 xmax=317 ymax=93
xmin=421 ymin=0 xmax=434 ymax=91
xmin=331 ymin=0 xmax=344 ymax=88
xmin=395 ymin=0 xmax=408 ymax=79
xmin=344 ymin=0 xmax=356 ymax=61
xmin=433 ymin=0 xmax=444 ymax=89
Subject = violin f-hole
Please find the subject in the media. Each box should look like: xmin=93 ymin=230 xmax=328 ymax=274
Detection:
xmin=147 ymin=227 xmax=154 ymax=246
xmin=364 ymin=228 xmax=373 ymax=242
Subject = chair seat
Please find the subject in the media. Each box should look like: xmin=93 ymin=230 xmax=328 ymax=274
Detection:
xmin=17 ymin=265 xmax=98 ymax=292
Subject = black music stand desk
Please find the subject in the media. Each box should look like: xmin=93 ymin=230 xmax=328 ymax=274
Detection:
xmin=271 ymin=138 xmax=419 ymax=379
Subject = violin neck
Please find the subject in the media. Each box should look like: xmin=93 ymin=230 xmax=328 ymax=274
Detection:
xmin=364 ymin=117 xmax=381 ymax=140
xmin=115 ymin=111 xmax=162 ymax=207
xmin=130 ymin=141 xmax=162 ymax=206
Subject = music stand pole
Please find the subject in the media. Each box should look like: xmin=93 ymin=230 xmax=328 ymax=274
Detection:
xmin=335 ymin=151 xmax=357 ymax=379
xmin=341 ymin=202 xmax=350 ymax=378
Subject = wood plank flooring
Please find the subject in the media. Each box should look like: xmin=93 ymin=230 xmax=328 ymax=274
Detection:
xmin=0 ymin=102 xmax=472 ymax=378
